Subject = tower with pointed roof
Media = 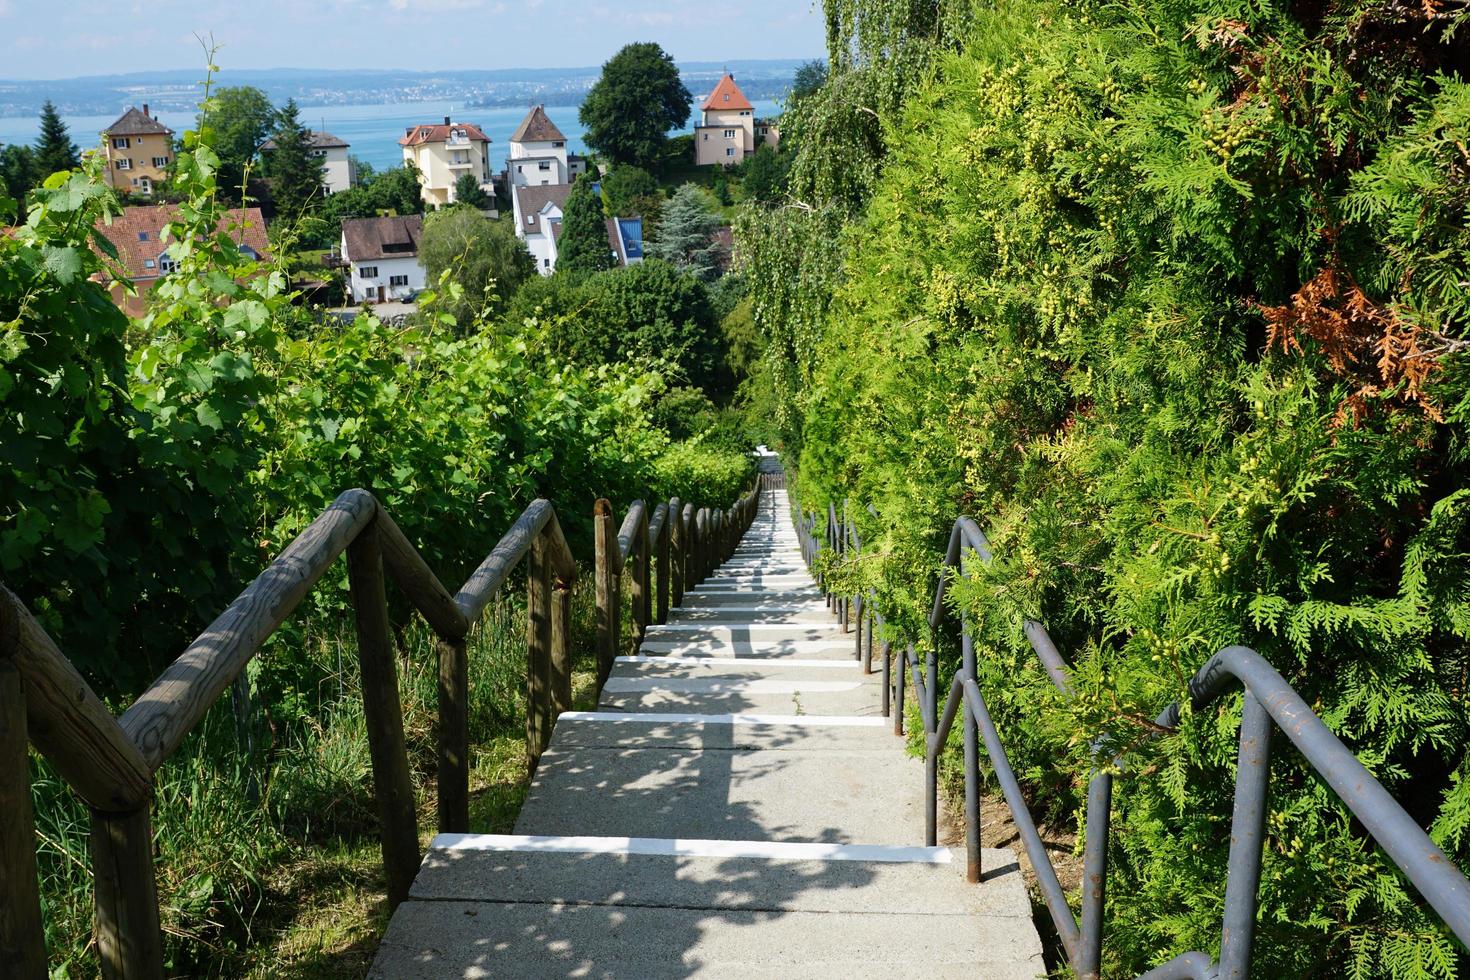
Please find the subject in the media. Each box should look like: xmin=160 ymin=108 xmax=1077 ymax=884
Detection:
xmin=505 ymin=105 xmax=587 ymax=189
xmin=693 ymin=73 xmax=779 ymax=167
xmin=100 ymin=106 xmax=174 ymax=198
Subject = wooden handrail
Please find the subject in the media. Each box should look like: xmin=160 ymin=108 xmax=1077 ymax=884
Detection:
xmin=4 ymin=477 xmax=755 ymax=980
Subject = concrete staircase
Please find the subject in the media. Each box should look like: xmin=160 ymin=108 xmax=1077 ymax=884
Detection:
xmin=370 ymin=488 xmax=1044 ymax=978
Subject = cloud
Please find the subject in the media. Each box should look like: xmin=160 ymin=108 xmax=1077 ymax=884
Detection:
xmin=387 ymin=0 xmax=487 ymax=9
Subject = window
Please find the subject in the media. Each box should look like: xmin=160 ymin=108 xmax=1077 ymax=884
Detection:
xmin=238 ymin=245 xmax=259 ymax=260
xmin=543 ymin=258 xmax=550 ymax=268
xmin=702 ymin=133 xmax=708 ymax=141
xmin=389 ymin=274 xmax=409 ymax=287
xmin=538 ymin=161 xmax=551 ymax=171
xmin=517 ymin=165 xmax=523 ymax=173
xmin=553 ymin=140 xmax=564 ymax=148
xmin=116 ymin=158 xmax=132 ymax=170
xmin=726 ymin=148 xmax=735 ymax=157
xmin=723 ymin=129 xmax=736 ymax=139
xmin=741 ymin=110 xmax=751 ymax=116
xmin=143 ymin=259 xmax=155 ymax=269
xmin=359 ymin=265 xmax=378 ymax=278
xmin=525 ymin=215 xmax=534 ymax=226
xmin=158 ymin=254 xmax=176 ymax=274
xmin=137 ymin=232 xmax=149 ymax=241
xmin=540 ymin=179 xmax=549 ymax=185
xmin=152 ymin=156 xmax=168 ymax=168
xmin=112 ymin=137 xmax=129 ymax=149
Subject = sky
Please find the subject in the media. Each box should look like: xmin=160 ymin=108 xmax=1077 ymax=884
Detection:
xmin=0 ymin=0 xmax=825 ymax=79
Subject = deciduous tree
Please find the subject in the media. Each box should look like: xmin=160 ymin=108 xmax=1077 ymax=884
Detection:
xmin=202 ymin=86 xmax=275 ymax=203
xmin=579 ymin=42 xmax=691 ymax=171
xmin=420 ymin=209 xmax=535 ymax=327
xmin=452 ymin=172 xmax=491 ymax=209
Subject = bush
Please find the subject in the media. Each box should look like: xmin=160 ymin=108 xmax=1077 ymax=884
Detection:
xmin=652 ymin=439 xmax=754 ymax=506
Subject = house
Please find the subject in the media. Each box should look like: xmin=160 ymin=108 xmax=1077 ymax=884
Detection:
xmin=260 ymin=130 xmax=354 ymax=195
xmin=511 ymin=182 xmax=643 ymax=276
xmin=101 ymin=106 xmax=173 ymax=198
xmin=693 ymin=74 xmax=779 ymax=167
xmin=341 ymin=214 xmax=425 ymax=304
xmin=92 ymin=204 xmax=268 ymax=316
xmin=505 ymin=105 xmax=588 ymax=189
xmin=399 ymin=118 xmax=493 ymax=209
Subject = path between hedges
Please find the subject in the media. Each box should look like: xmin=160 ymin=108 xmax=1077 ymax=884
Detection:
xmin=369 ymin=488 xmax=1044 ymax=978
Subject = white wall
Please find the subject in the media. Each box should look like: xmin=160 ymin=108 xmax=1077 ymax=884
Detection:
xmin=346 ymin=253 xmax=425 ymax=303
xmin=508 ymin=154 xmax=567 ymax=187
xmin=321 ymin=146 xmax=353 ymax=195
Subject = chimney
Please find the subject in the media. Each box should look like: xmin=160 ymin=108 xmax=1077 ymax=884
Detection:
xmin=444 ymin=116 xmax=451 ymax=126
xmin=143 ymin=103 xmax=149 ymax=117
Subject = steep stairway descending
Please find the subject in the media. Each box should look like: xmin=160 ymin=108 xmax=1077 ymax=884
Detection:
xmin=370 ymin=488 xmax=1044 ymax=978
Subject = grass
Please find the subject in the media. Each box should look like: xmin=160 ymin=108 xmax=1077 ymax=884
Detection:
xmin=32 ymin=566 xmax=630 ymax=979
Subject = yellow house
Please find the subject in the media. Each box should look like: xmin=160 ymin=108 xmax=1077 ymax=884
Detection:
xmin=399 ymin=117 xmax=494 ymax=209
xmin=693 ymin=74 xmax=779 ymax=167
xmin=101 ymin=106 xmax=173 ymax=198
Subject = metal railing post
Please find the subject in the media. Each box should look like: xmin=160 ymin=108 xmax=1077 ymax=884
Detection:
xmin=1217 ymin=692 xmax=1272 ymax=980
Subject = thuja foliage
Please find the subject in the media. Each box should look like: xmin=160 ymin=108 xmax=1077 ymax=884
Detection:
xmin=742 ymin=0 xmax=1470 ymax=976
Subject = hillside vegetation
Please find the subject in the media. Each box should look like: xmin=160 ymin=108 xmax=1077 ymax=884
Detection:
xmin=738 ymin=0 xmax=1470 ymax=976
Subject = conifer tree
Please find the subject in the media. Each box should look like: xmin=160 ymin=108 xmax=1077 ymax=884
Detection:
xmin=34 ymin=101 xmax=79 ymax=175
xmin=648 ymin=184 xmax=724 ymax=281
xmin=267 ymin=99 xmax=322 ymax=219
xmin=556 ymin=173 xmax=614 ymax=274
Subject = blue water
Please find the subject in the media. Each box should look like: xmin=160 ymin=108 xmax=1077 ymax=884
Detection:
xmin=0 ymin=98 xmax=785 ymax=174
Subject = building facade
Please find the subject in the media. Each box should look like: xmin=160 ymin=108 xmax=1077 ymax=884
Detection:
xmin=341 ymin=214 xmax=425 ymax=304
xmin=399 ymin=119 xmax=494 ymax=209
xmin=505 ymin=105 xmax=588 ymax=189
xmin=261 ymin=130 xmax=354 ymax=195
xmin=100 ymin=106 xmax=174 ymax=198
xmin=91 ymin=204 xmax=268 ymax=316
xmin=693 ymin=74 xmax=780 ymax=167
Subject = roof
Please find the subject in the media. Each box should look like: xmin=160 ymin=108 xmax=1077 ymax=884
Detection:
xmin=94 ymin=204 xmax=268 ymax=281
xmin=103 ymin=107 xmax=172 ymax=137
xmin=607 ymin=217 xmax=644 ymax=265
xmin=514 ymin=183 xmax=573 ymax=238
xmin=702 ymin=74 xmax=754 ymax=112
xmin=510 ymin=106 xmax=566 ymax=144
xmin=260 ymin=130 xmax=350 ymax=151
xmin=341 ymin=215 xmax=424 ymax=262
xmin=399 ymin=121 xmax=490 ymax=147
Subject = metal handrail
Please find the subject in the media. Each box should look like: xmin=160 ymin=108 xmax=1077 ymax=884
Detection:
xmin=796 ymin=492 xmax=1470 ymax=980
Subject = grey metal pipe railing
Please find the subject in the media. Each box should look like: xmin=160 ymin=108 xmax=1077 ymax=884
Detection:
xmin=792 ymin=485 xmax=1470 ymax=980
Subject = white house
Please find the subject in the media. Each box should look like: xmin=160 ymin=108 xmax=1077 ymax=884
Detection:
xmin=400 ymin=118 xmax=494 ymax=209
xmin=510 ymin=183 xmax=644 ymax=276
xmin=341 ymin=214 xmax=425 ymax=304
xmin=260 ymin=130 xmax=354 ymax=195
xmin=505 ymin=105 xmax=588 ymax=189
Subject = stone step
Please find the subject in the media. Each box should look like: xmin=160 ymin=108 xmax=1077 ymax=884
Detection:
xmin=513 ymin=743 xmax=925 ymax=843
xmin=644 ymin=623 xmax=845 ymax=643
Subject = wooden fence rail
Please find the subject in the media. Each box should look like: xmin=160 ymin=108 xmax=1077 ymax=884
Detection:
xmin=0 ymin=474 xmax=760 ymax=980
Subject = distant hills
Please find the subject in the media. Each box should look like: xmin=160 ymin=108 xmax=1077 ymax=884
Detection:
xmin=0 ymin=60 xmax=811 ymax=118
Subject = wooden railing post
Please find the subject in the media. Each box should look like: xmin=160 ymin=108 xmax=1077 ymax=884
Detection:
xmin=90 ymin=806 xmax=163 ymax=980
xmin=346 ymin=521 xmax=420 ymax=911
xmin=682 ymin=504 xmax=695 ymax=588
xmin=594 ymin=499 xmax=619 ymax=687
xmin=695 ymin=508 xmax=709 ymax=584
xmin=669 ymin=497 xmax=684 ymax=608
xmin=630 ymin=509 xmax=650 ymax=643
xmin=0 ymin=592 xmax=46 ymax=980
xmin=551 ymin=566 xmax=573 ymax=717
xmin=655 ymin=505 xmax=671 ymax=625
xmin=436 ymin=633 xmax=468 ymax=835
xmin=527 ymin=532 xmax=553 ymax=767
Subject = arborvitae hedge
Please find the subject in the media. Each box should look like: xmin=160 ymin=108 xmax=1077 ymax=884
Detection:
xmin=741 ymin=0 xmax=1470 ymax=975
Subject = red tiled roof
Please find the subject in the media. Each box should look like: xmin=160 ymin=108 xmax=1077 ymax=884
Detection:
xmin=94 ymin=204 xmax=269 ymax=282
xmin=510 ymin=106 xmax=567 ymax=143
xmin=702 ymin=74 xmax=753 ymax=112
xmin=399 ymin=121 xmax=491 ymax=147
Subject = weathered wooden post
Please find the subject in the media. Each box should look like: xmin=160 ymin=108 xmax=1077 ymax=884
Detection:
xmin=0 ymin=592 xmax=46 ymax=980
xmin=527 ymin=531 xmax=553 ymax=766
xmin=436 ymin=630 xmax=469 ymax=834
xmin=655 ymin=505 xmax=671 ymax=625
xmin=550 ymin=565 xmax=573 ymax=718
xmin=346 ymin=521 xmax=420 ymax=911
xmin=669 ymin=497 xmax=684 ymax=608
xmin=90 ymin=805 xmax=164 ymax=980
xmin=695 ymin=508 xmax=709 ymax=584
xmin=593 ymin=499 xmax=620 ymax=687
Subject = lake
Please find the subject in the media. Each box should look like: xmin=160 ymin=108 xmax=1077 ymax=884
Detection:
xmin=0 ymin=98 xmax=786 ymax=174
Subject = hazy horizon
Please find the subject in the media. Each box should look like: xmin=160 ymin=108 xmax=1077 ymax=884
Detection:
xmin=0 ymin=1 xmax=825 ymax=81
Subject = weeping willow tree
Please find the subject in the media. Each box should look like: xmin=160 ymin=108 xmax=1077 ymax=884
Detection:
xmin=741 ymin=0 xmax=1470 ymax=976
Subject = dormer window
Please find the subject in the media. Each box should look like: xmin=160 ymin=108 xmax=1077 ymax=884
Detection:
xmin=157 ymin=252 xmax=176 ymax=274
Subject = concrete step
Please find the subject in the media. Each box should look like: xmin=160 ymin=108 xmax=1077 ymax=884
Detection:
xmin=597 ymin=676 xmax=880 ymax=715
xmin=644 ymin=623 xmax=845 ymax=643
xmin=548 ymin=710 xmax=895 ymax=752
xmin=680 ymin=591 xmax=826 ymax=607
xmin=669 ymin=607 xmax=836 ymax=623
xmin=637 ymin=637 xmax=854 ymax=659
xmin=700 ymin=576 xmax=819 ymax=589
xmin=373 ymin=899 xmax=1045 ymax=979
xmin=513 ymin=743 xmax=925 ymax=843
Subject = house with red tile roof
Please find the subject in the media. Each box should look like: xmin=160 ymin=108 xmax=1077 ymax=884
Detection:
xmin=92 ymin=204 xmax=269 ymax=317
xmin=694 ymin=73 xmax=779 ymax=167
xmin=400 ymin=117 xmax=494 ymax=209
